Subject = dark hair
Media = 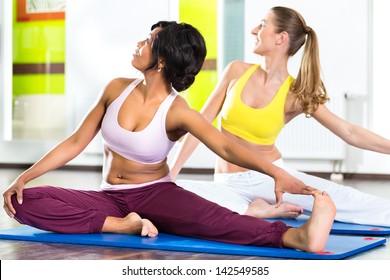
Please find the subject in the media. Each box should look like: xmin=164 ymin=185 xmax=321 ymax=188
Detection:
xmin=148 ymin=21 xmax=207 ymax=92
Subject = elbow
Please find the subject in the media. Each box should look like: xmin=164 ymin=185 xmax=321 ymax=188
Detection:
xmin=65 ymin=134 xmax=89 ymax=155
xmin=344 ymin=125 xmax=360 ymax=146
xmin=219 ymin=145 xmax=235 ymax=163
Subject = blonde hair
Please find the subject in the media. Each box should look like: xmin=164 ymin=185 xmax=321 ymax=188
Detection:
xmin=271 ymin=6 xmax=329 ymax=116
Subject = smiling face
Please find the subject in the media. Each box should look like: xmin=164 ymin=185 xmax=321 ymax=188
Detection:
xmin=131 ymin=27 xmax=162 ymax=72
xmin=251 ymin=11 xmax=278 ymax=56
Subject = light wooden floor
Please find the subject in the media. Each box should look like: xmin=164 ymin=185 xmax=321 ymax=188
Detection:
xmin=0 ymin=167 xmax=389 ymax=260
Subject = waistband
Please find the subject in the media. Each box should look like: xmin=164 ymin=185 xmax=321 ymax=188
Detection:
xmin=100 ymin=173 xmax=173 ymax=191
xmin=214 ymin=158 xmax=285 ymax=181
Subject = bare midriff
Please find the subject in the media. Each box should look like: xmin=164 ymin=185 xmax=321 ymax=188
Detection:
xmin=215 ymin=127 xmax=282 ymax=173
xmin=102 ymin=146 xmax=170 ymax=185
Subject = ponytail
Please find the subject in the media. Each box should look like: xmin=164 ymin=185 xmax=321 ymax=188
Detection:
xmin=271 ymin=6 xmax=329 ymax=116
xmin=291 ymin=28 xmax=329 ymax=116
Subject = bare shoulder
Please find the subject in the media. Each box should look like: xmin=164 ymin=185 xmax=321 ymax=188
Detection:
xmin=166 ymin=94 xmax=199 ymax=137
xmin=169 ymin=94 xmax=191 ymax=113
xmin=168 ymin=95 xmax=202 ymax=124
xmin=103 ymin=77 xmax=137 ymax=104
xmin=105 ymin=77 xmax=135 ymax=92
xmin=224 ymin=61 xmax=255 ymax=76
xmin=220 ymin=61 xmax=256 ymax=93
xmin=312 ymin=103 xmax=333 ymax=118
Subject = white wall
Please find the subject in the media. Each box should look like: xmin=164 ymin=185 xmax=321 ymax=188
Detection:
xmin=243 ymin=0 xmax=372 ymax=173
xmin=244 ymin=0 xmax=368 ymax=99
xmin=65 ymin=0 xmax=177 ymax=165
xmin=0 ymin=0 xmax=178 ymax=165
xmin=363 ymin=0 xmax=390 ymax=174
xmin=176 ymin=0 xmax=390 ymax=175
xmin=3 ymin=0 xmax=390 ymax=174
xmin=245 ymin=0 xmax=390 ymax=175
xmin=0 ymin=0 xmax=13 ymax=141
xmin=174 ymin=0 xmax=369 ymax=172
xmin=0 ymin=0 xmax=53 ymax=164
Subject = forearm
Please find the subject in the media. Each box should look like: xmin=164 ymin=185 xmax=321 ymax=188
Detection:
xmin=314 ymin=105 xmax=390 ymax=154
xmin=221 ymin=142 xmax=280 ymax=178
xmin=184 ymin=116 xmax=280 ymax=178
xmin=16 ymin=137 xmax=85 ymax=184
xmin=346 ymin=125 xmax=390 ymax=154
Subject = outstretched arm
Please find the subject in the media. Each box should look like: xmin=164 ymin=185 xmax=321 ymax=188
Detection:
xmin=169 ymin=102 xmax=318 ymax=206
xmin=2 ymin=79 xmax=118 ymax=217
xmin=313 ymin=104 xmax=390 ymax=153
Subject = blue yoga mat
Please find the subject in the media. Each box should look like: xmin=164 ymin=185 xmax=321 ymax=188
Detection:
xmin=265 ymin=216 xmax=390 ymax=235
xmin=0 ymin=226 xmax=386 ymax=260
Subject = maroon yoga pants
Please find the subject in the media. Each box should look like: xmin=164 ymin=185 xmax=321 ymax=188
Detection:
xmin=12 ymin=182 xmax=289 ymax=248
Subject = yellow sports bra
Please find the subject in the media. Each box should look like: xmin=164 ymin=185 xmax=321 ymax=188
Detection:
xmin=220 ymin=64 xmax=294 ymax=145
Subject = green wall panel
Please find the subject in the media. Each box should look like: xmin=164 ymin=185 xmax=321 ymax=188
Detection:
xmin=179 ymin=0 xmax=218 ymax=112
xmin=13 ymin=75 xmax=65 ymax=97
xmin=12 ymin=0 xmax=65 ymax=97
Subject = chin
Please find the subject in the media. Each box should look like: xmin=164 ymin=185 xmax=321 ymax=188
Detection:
xmin=253 ymin=47 xmax=264 ymax=55
xmin=131 ymin=60 xmax=138 ymax=69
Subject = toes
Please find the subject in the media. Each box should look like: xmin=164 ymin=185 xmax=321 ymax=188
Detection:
xmin=141 ymin=227 xmax=148 ymax=237
xmin=141 ymin=219 xmax=158 ymax=238
xmin=287 ymin=211 xmax=301 ymax=218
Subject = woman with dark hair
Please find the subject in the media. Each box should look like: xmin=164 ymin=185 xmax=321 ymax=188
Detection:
xmin=170 ymin=7 xmax=390 ymax=226
xmin=3 ymin=21 xmax=335 ymax=252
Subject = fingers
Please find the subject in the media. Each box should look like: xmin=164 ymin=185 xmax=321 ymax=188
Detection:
xmin=3 ymin=189 xmax=23 ymax=218
xmin=275 ymin=191 xmax=283 ymax=208
xmin=289 ymin=185 xmax=319 ymax=196
xmin=3 ymin=205 xmax=14 ymax=218
xmin=313 ymin=190 xmax=329 ymax=197
xmin=301 ymin=185 xmax=319 ymax=195
xmin=4 ymin=194 xmax=16 ymax=218
xmin=3 ymin=197 xmax=15 ymax=218
xmin=276 ymin=180 xmax=318 ymax=196
xmin=16 ymin=190 xmax=23 ymax=205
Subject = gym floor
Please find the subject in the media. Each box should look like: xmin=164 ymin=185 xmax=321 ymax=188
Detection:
xmin=0 ymin=167 xmax=389 ymax=260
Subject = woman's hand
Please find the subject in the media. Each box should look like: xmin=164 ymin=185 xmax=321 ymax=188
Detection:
xmin=273 ymin=168 xmax=318 ymax=207
xmin=3 ymin=179 xmax=25 ymax=218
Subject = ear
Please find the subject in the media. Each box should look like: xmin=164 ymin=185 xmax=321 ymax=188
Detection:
xmin=275 ymin=31 xmax=289 ymax=46
xmin=157 ymin=59 xmax=165 ymax=72
xmin=158 ymin=59 xmax=165 ymax=68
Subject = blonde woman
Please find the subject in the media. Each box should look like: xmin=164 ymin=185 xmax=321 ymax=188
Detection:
xmin=171 ymin=6 xmax=390 ymax=227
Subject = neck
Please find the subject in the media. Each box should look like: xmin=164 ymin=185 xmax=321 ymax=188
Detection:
xmin=140 ymin=70 xmax=171 ymax=100
xmin=261 ymin=53 xmax=289 ymax=83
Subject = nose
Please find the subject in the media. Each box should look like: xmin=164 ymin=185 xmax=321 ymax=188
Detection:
xmin=251 ymin=26 xmax=259 ymax=36
xmin=136 ymin=40 xmax=145 ymax=48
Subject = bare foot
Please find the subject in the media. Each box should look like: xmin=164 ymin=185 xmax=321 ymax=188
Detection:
xmin=102 ymin=212 xmax=158 ymax=237
xmin=281 ymin=191 xmax=336 ymax=252
xmin=141 ymin=218 xmax=159 ymax=237
xmin=245 ymin=198 xmax=303 ymax=219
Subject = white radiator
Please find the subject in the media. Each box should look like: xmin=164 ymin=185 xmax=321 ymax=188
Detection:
xmin=276 ymin=95 xmax=347 ymax=160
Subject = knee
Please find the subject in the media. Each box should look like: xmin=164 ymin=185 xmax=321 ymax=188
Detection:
xmin=10 ymin=194 xmax=19 ymax=209
xmin=10 ymin=192 xmax=29 ymax=209
xmin=11 ymin=187 xmax=46 ymax=214
xmin=10 ymin=194 xmax=26 ymax=224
